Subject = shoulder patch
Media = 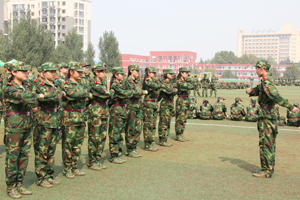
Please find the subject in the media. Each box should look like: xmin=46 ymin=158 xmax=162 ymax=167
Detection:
xmin=64 ymin=81 xmax=68 ymax=84
xmin=55 ymin=76 xmax=59 ymax=79
xmin=40 ymin=82 xmax=45 ymax=85
xmin=7 ymin=82 xmax=12 ymax=85
xmin=95 ymin=81 xmax=98 ymax=84
xmin=34 ymin=78 xmax=38 ymax=82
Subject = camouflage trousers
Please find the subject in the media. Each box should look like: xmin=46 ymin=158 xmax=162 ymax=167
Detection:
xmin=143 ymin=107 xmax=158 ymax=148
xmin=287 ymin=120 xmax=299 ymax=127
xmin=257 ymin=119 xmax=277 ymax=177
xmin=193 ymin=89 xmax=201 ymax=97
xmin=87 ymin=117 xmax=108 ymax=166
xmin=125 ymin=108 xmax=142 ymax=153
xmin=108 ymin=113 xmax=126 ymax=161
xmin=202 ymin=87 xmax=208 ymax=97
xmin=175 ymin=102 xmax=188 ymax=137
xmin=34 ymin=126 xmax=58 ymax=185
xmin=62 ymin=125 xmax=84 ymax=174
xmin=210 ymin=88 xmax=217 ymax=97
xmin=4 ymin=128 xmax=31 ymax=190
xmin=158 ymin=101 xmax=173 ymax=143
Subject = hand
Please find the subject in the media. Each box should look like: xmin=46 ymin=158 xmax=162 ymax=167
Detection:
xmin=32 ymin=107 xmax=38 ymax=113
xmin=246 ymin=88 xmax=252 ymax=94
xmin=110 ymin=89 xmax=115 ymax=93
xmin=39 ymin=94 xmax=44 ymax=99
xmin=143 ymin=90 xmax=148 ymax=95
xmin=90 ymin=95 xmax=94 ymax=99
xmin=291 ymin=107 xmax=299 ymax=113
xmin=62 ymin=91 xmax=66 ymax=96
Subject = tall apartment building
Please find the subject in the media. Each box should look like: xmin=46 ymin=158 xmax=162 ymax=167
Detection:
xmin=237 ymin=24 xmax=300 ymax=64
xmin=2 ymin=0 xmax=91 ymax=51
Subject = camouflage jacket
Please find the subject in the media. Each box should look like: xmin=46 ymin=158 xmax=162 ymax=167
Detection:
xmin=200 ymin=103 xmax=213 ymax=119
xmin=286 ymin=109 xmax=300 ymax=124
xmin=54 ymin=74 xmax=66 ymax=91
xmin=62 ymin=80 xmax=92 ymax=126
xmin=245 ymin=104 xmax=260 ymax=120
xmin=125 ymin=75 xmax=144 ymax=110
xmin=212 ymin=102 xmax=227 ymax=119
xmin=201 ymin=77 xmax=210 ymax=88
xmin=176 ymin=77 xmax=194 ymax=109
xmin=249 ymin=74 xmax=294 ymax=120
xmin=4 ymin=80 xmax=39 ymax=132
xmin=81 ymin=72 xmax=93 ymax=91
xmin=159 ymin=79 xmax=177 ymax=109
xmin=230 ymin=103 xmax=246 ymax=120
xmin=89 ymin=77 xmax=110 ymax=118
xmin=110 ymin=79 xmax=134 ymax=119
xmin=27 ymin=73 xmax=36 ymax=84
xmin=143 ymin=78 xmax=162 ymax=109
xmin=33 ymin=80 xmax=62 ymax=128
xmin=211 ymin=77 xmax=218 ymax=87
xmin=2 ymin=73 xmax=12 ymax=88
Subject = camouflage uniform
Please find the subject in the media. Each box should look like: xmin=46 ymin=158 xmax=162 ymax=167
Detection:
xmin=230 ymin=97 xmax=246 ymax=121
xmin=124 ymin=64 xmax=146 ymax=156
xmin=245 ymin=98 xmax=260 ymax=122
xmin=187 ymin=97 xmax=198 ymax=119
xmin=108 ymin=68 xmax=133 ymax=162
xmin=62 ymin=62 xmax=93 ymax=176
xmin=201 ymin=75 xmax=210 ymax=97
xmin=193 ymin=76 xmax=201 ymax=97
xmin=143 ymin=67 xmax=162 ymax=150
xmin=210 ymin=75 xmax=218 ymax=97
xmin=199 ymin=99 xmax=213 ymax=120
xmin=158 ymin=69 xmax=177 ymax=145
xmin=286 ymin=103 xmax=300 ymax=126
xmin=212 ymin=97 xmax=227 ymax=120
xmin=175 ymin=67 xmax=195 ymax=140
xmin=32 ymin=63 xmax=62 ymax=186
xmin=249 ymin=60 xmax=294 ymax=178
xmin=87 ymin=63 xmax=110 ymax=169
xmin=4 ymin=62 xmax=39 ymax=195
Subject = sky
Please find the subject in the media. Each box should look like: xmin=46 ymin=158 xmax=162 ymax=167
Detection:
xmin=91 ymin=0 xmax=300 ymax=62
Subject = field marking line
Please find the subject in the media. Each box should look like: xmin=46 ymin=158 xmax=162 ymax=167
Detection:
xmin=169 ymin=122 xmax=300 ymax=132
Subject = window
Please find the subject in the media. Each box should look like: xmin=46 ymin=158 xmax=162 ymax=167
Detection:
xmin=50 ymin=17 xmax=55 ymax=22
xmin=79 ymin=19 xmax=84 ymax=25
xmin=158 ymin=56 xmax=162 ymax=62
xmin=42 ymin=10 xmax=47 ymax=14
xmin=50 ymin=9 xmax=55 ymax=14
xmin=178 ymin=56 xmax=181 ymax=62
xmin=79 ymin=3 xmax=84 ymax=9
xmin=42 ymin=17 xmax=47 ymax=22
xmin=79 ymin=27 xmax=84 ymax=32
xmin=62 ymin=17 xmax=66 ymax=21
xmin=62 ymin=1 xmax=66 ymax=6
xmin=42 ymin=2 xmax=48 ymax=6
xmin=152 ymin=56 xmax=156 ymax=62
xmin=44 ymin=25 xmax=47 ymax=30
xmin=183 ymin=56 xmax=187 ymax=62
xmin=79 ymin=11 xmax=84 ymax=17
xmin=50 ymin=25 xmax=55 ymax=30
xmin=20 ymin=4 xmax=25 ymax=9
xmin=62 ymin=25 xmax=65 ymax=29
xmin=62 ymin=10 xmax=66 ymax=14
xmin=168 ymin=56 xmax=171 ymax=62
xmin=13 ymin=4 xmax=18 ymax=9
xmin=49 ymin=1 xmax=55 ymax=6
xmin=31 ymin=4 xmax=34 ymax=9
xmin=173 ymin=56 xmax=176 ymax=62
xmin=62 ymin=33 xmax=66 ymax=37
xmin=31 ymin=12 xmax=34 ymax=16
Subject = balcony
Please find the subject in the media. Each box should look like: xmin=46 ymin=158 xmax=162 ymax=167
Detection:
xmin=49 ymin=6 xmax=55 ymax=9
xmin=42 ymin=21 xmax=48 ymax=24
xmin=13 ymin=8 xmax=18 ymax=12
xmin=19 ymin=8 xmax=25 ymax=11
xmin=51 ymin=29 xmax=55 ymax=32
xmin=57 ymin=21 xmax=61 ymax=25
xmin=42 ymin=5 xmax=48 ymax=9
xmin=49 ymin=21 xmax=55 ymax=24
xmin=57 ymin=37 xmax=61 ymax=40
xmin=57 ymin=29 xmax=61 ymax=32
xmin=57 ymin=13 xmax=61 ymax=16
xmin=42 ymin=13 xmax=48 ymax=17
xmin=49 ymin=13 xmax=55 ymax=16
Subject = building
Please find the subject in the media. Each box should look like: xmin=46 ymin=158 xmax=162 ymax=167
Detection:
xmin=121 ymin=51 xmax=289 ymax=79
xmin=2 ymin=0 xmax=91 ymax=51
xmin=238 ymin=24 xmax=300 ymax=64
xmin=122 ymin=51 xmax=197 ymax=74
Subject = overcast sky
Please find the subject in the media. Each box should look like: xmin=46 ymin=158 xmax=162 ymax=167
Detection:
xmin=91 ymin=0 xmax=300 ymax=61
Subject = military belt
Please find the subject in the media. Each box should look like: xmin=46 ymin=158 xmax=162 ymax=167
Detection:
xmin=145 ymin=99 xmax=157 ymax=102
xmin=289 ymin=117 xmax=300 ymax=119
xmin=163 ymin=98 xmax=173 ymax=102
xmin=260 ymin=106 xmax=274 ymax=109
xmin=213 ymin=112 xmax=223 ymax=115
xmin=64 ymin=108 xmax=84 ymax=113
xmin=178 ymin=95 xmax=189 ymax=98
xmin=41 ymin=108 xmax=59 ymax=112
xmin=7 ymin=111 xmax=31 ymax=116
xmin=231 ymin=114 xmax=240 ymax=115
xmin=114 ymin=103 xmax=127 ymax=107
xmin=201 ymin=114 xmax=211 ymax=116
xmin=129 ymin=98 xmax=139 ymax=101
xmin=91 ymin=102 xmax=106 ymax=106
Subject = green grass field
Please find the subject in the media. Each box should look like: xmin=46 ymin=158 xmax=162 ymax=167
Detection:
xmin=0 ymin=86 xmax=300 ymax=199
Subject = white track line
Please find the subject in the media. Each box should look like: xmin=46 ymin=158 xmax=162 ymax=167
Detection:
xmin=169 ymin=122 xmax=300 ymax=132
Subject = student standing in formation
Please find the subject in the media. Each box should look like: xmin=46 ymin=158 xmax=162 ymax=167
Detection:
xmin=108 ymin=67 xmax=134 ymax=164
xmin=87 ymin=63 xmax=110 ymax=170
xmin=124 ymin=64 xmax=148 ymax=158
xmin=62 ymin=62 xmax=93 ymax=179
xmin=158 ymin=69 xmax=177 ymax=147
xmin=4 ymin=62 xmax=44 ymax=198
xmin=142 ymin=67 xmax=162 ymax=151
xmin=33 ymin=63 xmax=64 ymax=188
xmin=175 ymin=67 xmax=195 ymax=142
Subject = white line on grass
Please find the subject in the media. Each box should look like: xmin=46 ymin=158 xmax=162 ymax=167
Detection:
xmin=170 ymin=122 xmax=300 ymax=132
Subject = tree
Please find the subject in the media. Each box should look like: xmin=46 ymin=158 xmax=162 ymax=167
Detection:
xmin=84 ymin=42 xmax=95 ymax=66
xmin=199 ymin=58 xmax=204 ymax=64
xmin=221 ymin=69 xmax=238 ymax=79
xmin=204 ymin=66 xmax=215 ymax=76
xmin=269 ymin=67 xmax=280 ymax=79
xmin=284 ymin=64 xmax=300 ymax=79
xmin=266 ymin=55 xmax=277 ymax=65
xmin=204 ymin=59 xmax=211 ymax=64
xmin=212 ymin=51 xmax=238 ymax=64
xmin=280 ymin=57 xmax=292 ymax=64
xmin=51 ymin=43 xmax=72 ymax=64
xmin=237 ymin=53 xmax=259 ymax=64
xmin=65 ymin=28 xmax=84 ymax=62
xmin=98 ymin=30 xmax=121 ymax=72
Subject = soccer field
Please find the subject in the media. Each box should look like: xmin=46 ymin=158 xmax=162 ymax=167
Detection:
xmin=0 ymin=86 xmax=300 ymax=199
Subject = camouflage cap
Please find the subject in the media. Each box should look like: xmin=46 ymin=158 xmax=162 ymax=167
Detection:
xmin=217 ymin=96 xmax=225 ymax=100
xmin=112 ymin=67 xmax=125 ymax=74
xmin=235 ymin=97 xmax=243 ymax=102
xmin=92 ymin=62 xmax=106 ymax=72
xmin=58 ymin=62 xmax=69 ymax=69
xmin=128 ymin=63 xmax=139 ymax=71
xmin=294 ymin=102 xmax=299 ymax=107
xmin=80 ymin=62 xmax=91 ymax=67
xmin=27 ymin=65 xmax=32 ymax=70
xmin=163 ymin=69 xmax=175 ymax=74
xmin=203 ymin=99 xmax=208 ymax=102
xmin=10 ymin=62 xmax=29 ymax=71
xmin=69 ymin=62 xmax=83 ymax=72
xmin=37 ymin=66 xmax=43 ymax=72
xmin=251 ymin=98 xmax=256 ymax=104
xmin=146 ymin=67 xmax=156 ymax=73
xmin=41 ymin=62 xmax=57 ymax=72
xmin=255 ymin=60 xmax=271 ymax=71
xmin=179 ymin=67 xmax=190 ymax=72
